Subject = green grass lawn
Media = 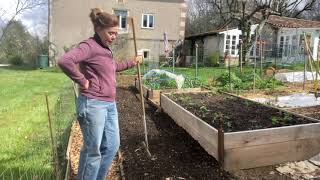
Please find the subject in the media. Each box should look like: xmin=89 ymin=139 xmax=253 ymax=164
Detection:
xmin=0 ymin=66 xmax=74 ymax=179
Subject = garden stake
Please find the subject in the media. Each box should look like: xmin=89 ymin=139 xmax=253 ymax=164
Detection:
xmin=218 ymin=118 xmax=224 ymax=169
xmin=130 ymin=17 xmax=152 ymax=157
xmin=239 ymin=39 xmax=243 ymax=74
xmin=45 ymin=92 xmax=60 ymax=180
xmin=253 ymin=35 xmax=258 ymax=93
xmin=195 ymin=43 xmax=198 ymax=78
xmin=259 ymin=38 xmax=263 ymax=76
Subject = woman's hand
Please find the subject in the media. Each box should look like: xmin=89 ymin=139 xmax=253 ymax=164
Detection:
xmin=80 ymin=79 xmax=90 ymax=90
xmin=133 ymin=55 xmax=143 ymax=65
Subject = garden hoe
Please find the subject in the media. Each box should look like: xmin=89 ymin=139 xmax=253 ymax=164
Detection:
xmin=129 ymin=17 xmax=152 ymax=158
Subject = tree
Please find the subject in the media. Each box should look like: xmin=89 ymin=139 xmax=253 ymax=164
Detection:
xmin=207 ymin=0 xmax=316 ymax=62
xmin=186 ymin=0 xmax=219 ymax=36
xmin=303 ymin=0 xmax=320 ymax=21
xmin=0 ymin=20 xmax=39 ymax=64
xmin=0 ymin=0 xmax=46 ymax=42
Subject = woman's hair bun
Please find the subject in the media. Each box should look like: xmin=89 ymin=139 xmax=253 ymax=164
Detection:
xmin=90 ymin=8 xmax=104 ymax=22
xmin=89 ymin=7 xmax=119 ymax=29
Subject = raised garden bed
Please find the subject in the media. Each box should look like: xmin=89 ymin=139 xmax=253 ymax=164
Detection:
xmin=160 ymin=91 xmax=320 ymax=171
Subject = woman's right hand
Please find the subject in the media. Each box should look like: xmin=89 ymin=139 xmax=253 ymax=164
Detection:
xmin=80 ymin=79 xmax=90 ymax=90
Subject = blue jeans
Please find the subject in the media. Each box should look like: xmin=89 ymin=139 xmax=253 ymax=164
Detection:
xmin=76 ymin=95 xmax=120 ymax=180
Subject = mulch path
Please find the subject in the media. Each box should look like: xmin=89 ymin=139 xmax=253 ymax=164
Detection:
xmin=69 ymin=122 xmax=120 ymax=180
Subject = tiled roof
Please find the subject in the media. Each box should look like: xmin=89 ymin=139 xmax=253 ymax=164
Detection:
xmin=185 ymin=15 xmax=320 ymax=39
xmin=266 ymin=15 xmax=320 ymax=28
xmin=185 ymin=28 xmax=232 ymax=39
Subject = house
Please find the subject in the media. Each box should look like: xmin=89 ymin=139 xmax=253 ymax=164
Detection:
xmin=49 ymin=0 xmax=187 ymax=64
xmin=185 ymin=15 xmax=320 ymax=66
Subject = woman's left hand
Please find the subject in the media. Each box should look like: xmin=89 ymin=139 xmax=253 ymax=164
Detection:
xmin=133 ymin=55 xmax=143 ymax=65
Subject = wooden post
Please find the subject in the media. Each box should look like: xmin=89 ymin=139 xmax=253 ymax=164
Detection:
xmin=195 ymin=43 xmax=198 ymax=78
xmin=228 ymin=53 xmax=231 ymax=92
xmin=45 ymin=93 xmax=60 ymax=180
xmin=253 ymin=36 xmax=258 ymax=93
xmin=218 ymin=118 xmax=224 ymax=168
xmin=259 ymin=39 xmax=263 ymax=76
xmin=304 ymin=52 xmax=307 ymax=90
xmin=239 ymin=40 xmax=243 ymax=74
xmin=173 ymin=45 xmax=175 ymax=73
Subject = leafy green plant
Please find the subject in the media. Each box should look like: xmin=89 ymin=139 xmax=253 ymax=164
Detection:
xmin=182 ymin=76 xmax=203 ymax=88
xmin=200 ymin=105 xmax=209 ymax=113
xmin=207 ymin=53 xmax=220 ymax=67
xmin=217 ymin=71 xmax=242 ymax=90
xmin=271 ymin=112 xmax=293 ymax=126
xmin=179 ymin=95 xmax=192 ymax=104
xmin=226 ymin=121 xmax=232 ymax=129
xmin=212 ymin=112 xmax=223 ymax=124
xmin=271 ymin=116 xmax=279 ymax=125
xmin=283 ymin=112 xmax=293 ymax=122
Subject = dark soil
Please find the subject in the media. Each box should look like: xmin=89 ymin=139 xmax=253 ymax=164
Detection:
xmin=289 ymin=105 xmax=320 ymax=120
xmin=168 ymin=92 xmax=317 ymax=132
xmin=117 ymin=86 xmax=233 ymax=179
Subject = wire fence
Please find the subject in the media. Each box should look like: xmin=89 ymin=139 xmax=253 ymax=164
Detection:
xmin=121 ymin=38 xmax=320 ymax=93
xmin=0 ymin=83 xmax=75 ymax=180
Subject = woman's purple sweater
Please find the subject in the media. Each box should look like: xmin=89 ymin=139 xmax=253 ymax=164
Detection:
xmin=58 ymin=36 xmax=135 ymax=102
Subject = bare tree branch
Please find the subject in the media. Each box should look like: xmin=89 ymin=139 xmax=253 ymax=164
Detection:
xmin=0 ymin=0 xmax=46 ymax=42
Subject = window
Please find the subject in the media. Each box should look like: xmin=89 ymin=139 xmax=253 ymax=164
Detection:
xmin=231 ymin=35 xmax=236 ymax=55
xmin=292 ymin=35 xmax=298 ymax=54
xmin=114 ymin=10 xmax=127 ymax=30
xmin=142 ymin=14 xmax=154 ymax=28
xmin=279 ymin=36 xmax=284 ymax=57
xmin=143 ymin=50 xmax=150 ymax=59
xmin=284 ymin=36 xmax=290 ymax=57
xmin=117 ymin=0 xmax=124 ymax=3
xmin=225 ymin=35 xmax=237 ymax=55
xmin=225 ymin=35 xmax=230 ymax=54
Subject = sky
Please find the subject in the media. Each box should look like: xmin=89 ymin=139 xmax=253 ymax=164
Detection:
xmin=0 ymin=0 xmax=48 ymax=39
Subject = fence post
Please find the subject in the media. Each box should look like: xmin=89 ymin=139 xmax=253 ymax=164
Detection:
xmin=195 ymin=43 xmax=198 ymax=78
xmin=218 ymin=120 xmax=224 ymax=169
xmin=45 ymin=92 xmax=60 ymax=180
xmin=260 ymin=39 xmax=263 ymax=76
xmin=173 ymin=45 xmax=175 ymax=73
xmin=253 ymin=36 xmax=258 ymax=93
xmin=239 ymin=40 xmax=243 ymax=74
xmin=303 ymin=43 xmax=307 ymax=90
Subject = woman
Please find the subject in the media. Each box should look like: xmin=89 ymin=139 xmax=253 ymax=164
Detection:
xmin=58 ymin=8 xmax=142 ymax=180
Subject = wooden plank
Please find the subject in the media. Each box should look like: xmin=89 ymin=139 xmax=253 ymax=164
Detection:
xmin=224 ymin=138 xmax=320 ymax=171
xmin=161 ymin=94 xmax=219 ymax=159
xmin=148 ymin=98 xmax=160 ymax=109
xmin=225 ymin=123 xmax=320 ymax=149
xmin=150 ymin=89 xmax=161 ymax=99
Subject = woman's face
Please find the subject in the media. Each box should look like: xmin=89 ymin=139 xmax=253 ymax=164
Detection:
xmin=97 ymin=26 xmax=119 ymax=46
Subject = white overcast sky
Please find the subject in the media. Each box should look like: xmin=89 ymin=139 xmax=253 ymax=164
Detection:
xmin=0 ymin=0 xmax=48 ymax=38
